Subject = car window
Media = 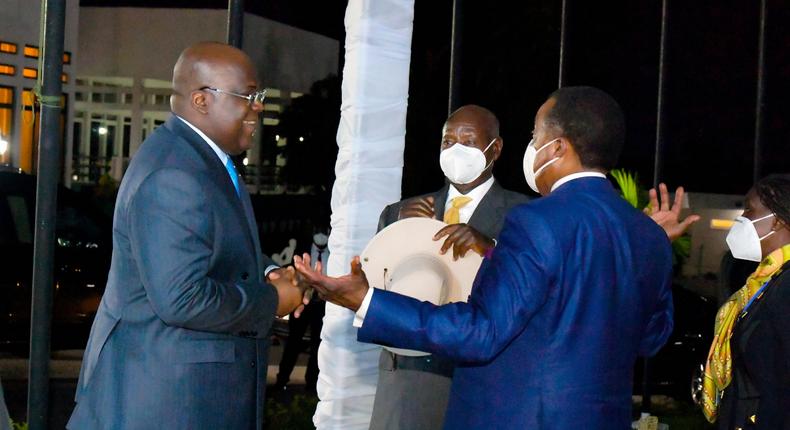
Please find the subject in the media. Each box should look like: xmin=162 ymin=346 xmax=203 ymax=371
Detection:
xmin=56 ymin=203 xmax=105 ymax=248
xmin=0 ymin=194 xmax=33 ymax=245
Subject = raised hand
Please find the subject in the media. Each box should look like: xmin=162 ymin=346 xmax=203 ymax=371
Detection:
xmin=293 ymin=254 xmax=370 ymax=312
xmin=433 ymin=223 xmax=495 ymax=260
xmin=645 ymin=183 xmax=701 ymax=242
xmin=398 ymin=196 xmax=436 ymax=220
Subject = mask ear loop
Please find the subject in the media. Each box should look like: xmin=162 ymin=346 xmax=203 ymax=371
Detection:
xmin=479 ymin=138 xmax=498 ymax=171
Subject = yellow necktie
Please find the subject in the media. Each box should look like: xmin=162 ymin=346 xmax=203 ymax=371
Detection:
xmin=443 ymin=196 xmax=472 ymax=224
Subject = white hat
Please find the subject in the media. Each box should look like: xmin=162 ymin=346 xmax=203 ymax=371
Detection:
xmin=360 ymin=217 xmax=483 ymax=356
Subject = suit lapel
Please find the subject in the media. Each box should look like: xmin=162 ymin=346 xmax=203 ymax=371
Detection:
xmin=164 ymin=117 xmax=258 ymax=264
xmin=468 ymin=180 xmax=506 ymax=238
xmin=433 ymin=184 xmax=450 ymax=221
xmin=238 ymin=183 xmax=264 ymax=278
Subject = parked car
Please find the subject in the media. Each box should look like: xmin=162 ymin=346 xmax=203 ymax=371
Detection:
xmin=634 ymin=283 xmax=718 ymax=404
xmin=0 ymin=171 xmax=112 ymax=353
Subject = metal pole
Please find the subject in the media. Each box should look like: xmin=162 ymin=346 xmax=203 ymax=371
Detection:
xmin=753 ymin=0 xmax=767 ymax=183
xmin=652 ymin=0 xmax=669 ymax=188
xmin=227 ymin=0 xmax=245 ymax=48
xmin=447 ymin=0 xmax=463 ymax=115
xmin=558 ymin=0 xmax=569 ymax=88
xmin=27 ymin=0 xmax=66 ymax=428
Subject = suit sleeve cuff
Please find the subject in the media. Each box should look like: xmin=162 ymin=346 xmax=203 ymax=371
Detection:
xmin=353 ymin=288 xmax=375 ymax=328
xmin=264 ymin=265 xmax=279 ymax=278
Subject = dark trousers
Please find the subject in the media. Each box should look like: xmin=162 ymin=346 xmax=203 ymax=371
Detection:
xmin=276 ymin=300 xmax=325 ymax=390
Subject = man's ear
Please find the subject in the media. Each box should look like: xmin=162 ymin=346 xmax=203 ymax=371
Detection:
xmin=191 ymin=90 xmax=209 ymax=115
xmin=553 ymin=137 xmax=571 ymax=158
xmin=491 ymin=137 xmax=503 ymax=161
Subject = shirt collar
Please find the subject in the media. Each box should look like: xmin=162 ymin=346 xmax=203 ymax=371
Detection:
xmin=176 ymin=115 xmax=229 ymax=165
xmin=551 ymin=171 xmax=607 ymax=192
xmin=447 ymin=175 xmax=495 ymax=201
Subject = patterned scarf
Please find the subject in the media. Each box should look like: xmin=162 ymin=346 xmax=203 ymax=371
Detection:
xmin=701 ymin=244 xmax=790 ymax=422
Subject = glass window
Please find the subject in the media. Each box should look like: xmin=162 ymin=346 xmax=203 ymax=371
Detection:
xmin=63 ymin=52 xmax=71 ymax=64
xmin=0 ymin=86 xmax=13 ymax=165
xmin=0 ymin=64 xmax=15 ymax=76
xmin=22 ymin=68 xmax=37 ymax=79
xmin=7 ymin=195 xmax=32 ymax=244
xmin=24 ymin=45 xmax=39 ymax=58
xmin=0 ymin=42 xmax=18 ymax=55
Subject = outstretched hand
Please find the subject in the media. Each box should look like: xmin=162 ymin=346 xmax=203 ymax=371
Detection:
xmin=293 ymin=254 xmax=370 ymax=312
xmin=433 ymin=223 xmax=494 ymax=260
xmin=645 ymin=183 xmax=701 ymax=241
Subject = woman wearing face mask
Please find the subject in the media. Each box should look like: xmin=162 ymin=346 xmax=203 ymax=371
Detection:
xmin=701 ymin=174 xmax=790 ymax=429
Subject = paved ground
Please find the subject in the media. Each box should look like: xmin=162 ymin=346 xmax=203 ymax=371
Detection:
xmin=0 ymin=343 xmax=308 ymax=428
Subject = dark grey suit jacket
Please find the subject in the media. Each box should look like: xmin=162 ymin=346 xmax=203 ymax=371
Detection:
xmin=68 ymin=116 xmax=278 ymax=430
xmin=370 ymin=179 xmax=529 ymax=430
xmin=378 ymin=180 xmax=529 ymax=237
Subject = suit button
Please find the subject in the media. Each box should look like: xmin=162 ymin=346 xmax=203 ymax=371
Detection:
xmin=250 ymin=361 xmax=256 ymax=368
xmin=241 ymin=272 xmax=249 ymax=281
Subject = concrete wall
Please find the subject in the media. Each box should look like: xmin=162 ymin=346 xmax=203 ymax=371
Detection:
xmin=77 ymin=7 xmax=339 ymax=93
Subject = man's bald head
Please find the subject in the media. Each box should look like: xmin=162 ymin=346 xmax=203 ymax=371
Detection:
xmin=170 ymin=42 xmax=256 ymax=114
xmin=169 ymin=42 xmax=263 ymax=155
xmin=445 ymin=105 xmax=500 ymax=142
xmin=440 ymin=104 xmax=503 ymax=192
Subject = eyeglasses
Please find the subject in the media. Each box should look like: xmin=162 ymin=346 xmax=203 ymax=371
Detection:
xmin=201 ymin=87 xmax=267 ymax=106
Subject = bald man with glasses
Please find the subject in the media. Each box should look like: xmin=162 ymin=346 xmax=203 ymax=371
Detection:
xmin=68 ymin=42 xmax=308 ymax=430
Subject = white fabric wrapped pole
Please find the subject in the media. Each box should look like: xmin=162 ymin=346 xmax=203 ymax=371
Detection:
xmin=313 ymin=0 xmax=415 ymax=428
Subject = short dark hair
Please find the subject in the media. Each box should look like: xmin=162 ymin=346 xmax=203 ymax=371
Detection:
xmin=754 ymin=174 xmax=790 ymax=227
xmin=544 ymin=86 xmax=625 ymax=171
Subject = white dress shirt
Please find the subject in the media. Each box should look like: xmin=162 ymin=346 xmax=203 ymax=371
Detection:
xmin=444 ymin=176 xmax=495 ymax=224
xmin=176 ymin=115 xmax=278 ymax=277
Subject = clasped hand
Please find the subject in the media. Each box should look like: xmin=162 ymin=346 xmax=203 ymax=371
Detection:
xmin=400 ymin=196 xmax=495 ymax=259
xmin=267 ymin=267 xmax=312 ymax=317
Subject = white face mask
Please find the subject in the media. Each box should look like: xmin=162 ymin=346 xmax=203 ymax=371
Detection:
xmin=725 ymin=213 xmax=775 ymax=262
xmin=439 ymin=138 xmax=495 ymax=185
xmin=522 ymin=138 xmax=560 ymax=194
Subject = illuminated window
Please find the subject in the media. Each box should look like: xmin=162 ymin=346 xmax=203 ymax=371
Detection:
xmin=0 ymin=42 xmax=18 ymax=55
xmin=710 ymin=219 xmax=735 ymax=230
xmin=23 ymin=68 xmax=37 ymax=79
xmin=63 ymin=52 xmax=71 ymax=64
xmin=0 ymin=64 xmax=15 ymax=76
xmin=61 ymin=73 xmax=68 ymax=83
xmin=0 ymin=86 xmax=13 ymax=164
xmin=24 ymin=45 xmax=39 ymax=58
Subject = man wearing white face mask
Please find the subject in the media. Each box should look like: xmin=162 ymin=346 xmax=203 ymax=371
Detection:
xmin=368 ymin=104 xmax=529 ymax=430
xmin=293 ymin=87 xmax=675 ymax=429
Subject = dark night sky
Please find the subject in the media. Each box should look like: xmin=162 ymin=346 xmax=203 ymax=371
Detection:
xmin=82 ymin=0 xmax=790 ymax=197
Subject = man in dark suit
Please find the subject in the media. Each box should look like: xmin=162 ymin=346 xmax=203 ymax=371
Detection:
xmin=295 ymin=87 xmax=674 ymax=429
xmin=68 ymin=42 xmax=307 ymax=430
xmin=369 ymin=105 xmax=529 ymax=429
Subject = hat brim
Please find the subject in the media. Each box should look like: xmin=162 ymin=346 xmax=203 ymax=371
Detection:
xmin=360 ymin=217 xmax=483 ymax=356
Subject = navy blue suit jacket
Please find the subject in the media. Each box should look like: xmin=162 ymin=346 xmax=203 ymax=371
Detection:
xmin=358 ymin=177 xmax=674 ymax=429
xmin=68 ymin=116 xmax=278 ymax=429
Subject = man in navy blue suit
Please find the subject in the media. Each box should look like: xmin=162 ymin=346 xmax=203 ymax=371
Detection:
xmin=295 ymin=86 xmax=674 ymax=429
xmin=68 ymin=43 xmax=308 ymax=429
